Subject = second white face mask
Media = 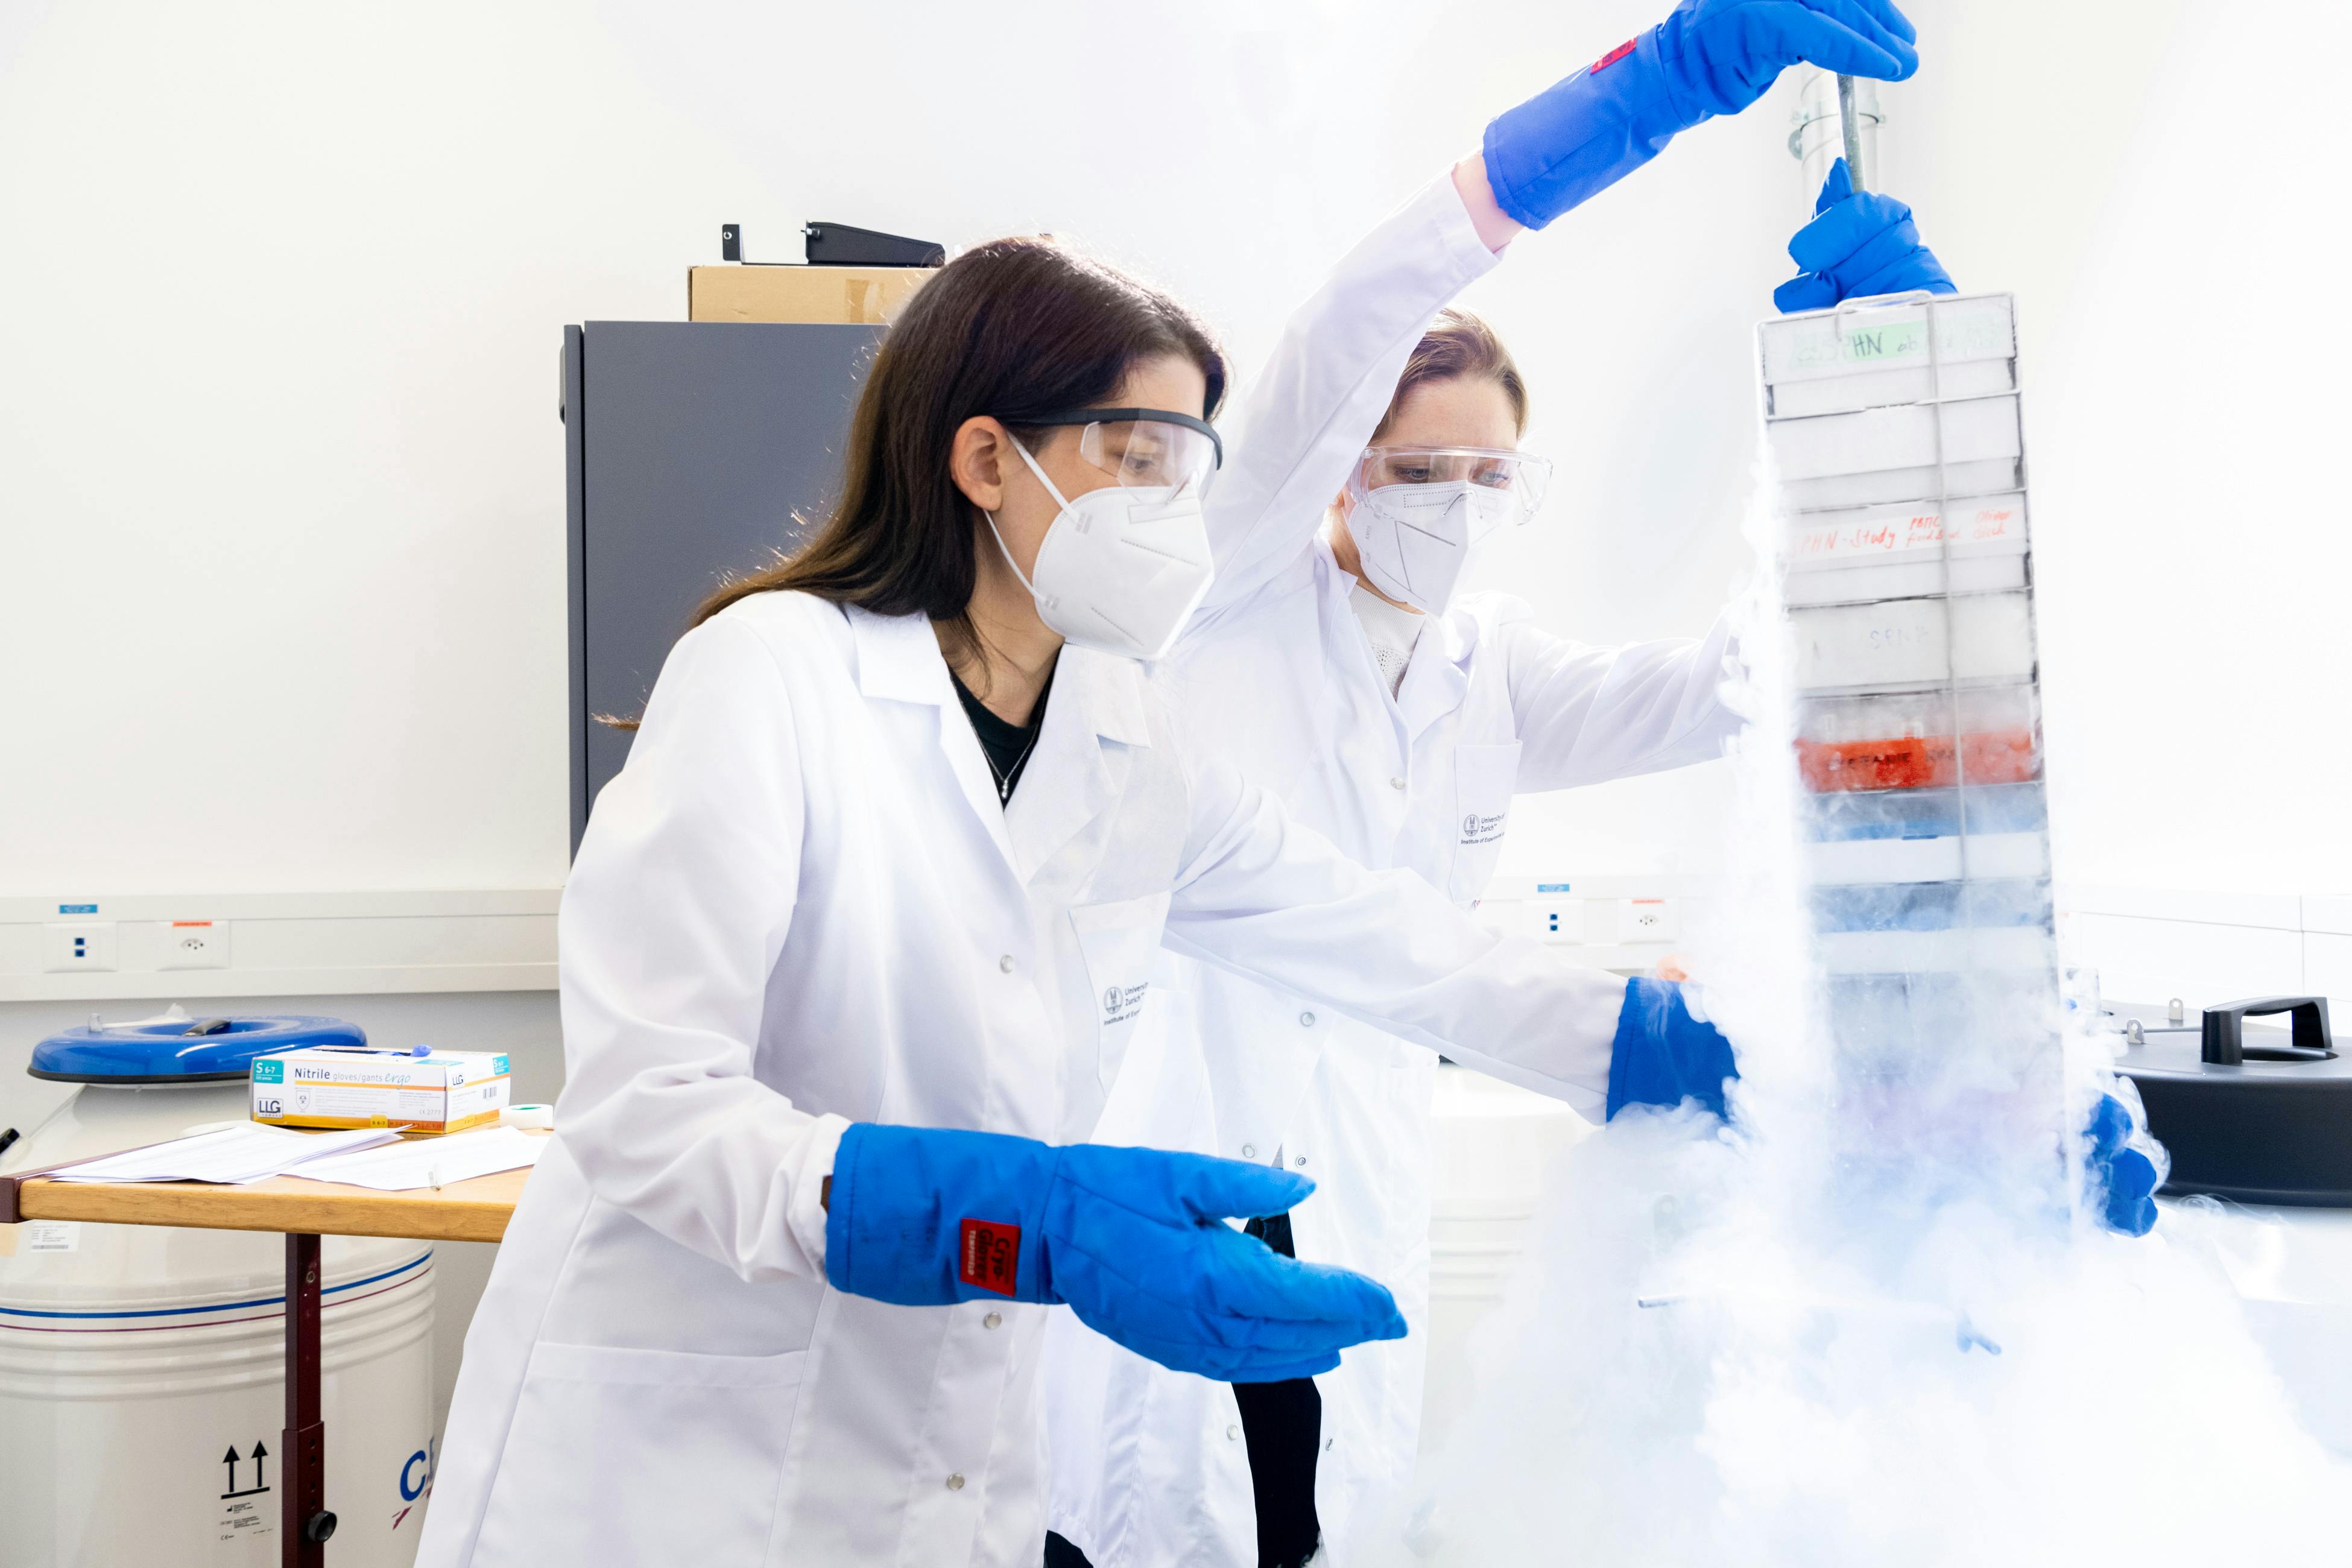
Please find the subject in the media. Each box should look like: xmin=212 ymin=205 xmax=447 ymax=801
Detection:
xmin=1347 ymin=481 xmax=1514 ymax=614
xmin=988 ymin=437 xmax=1216 ymax=662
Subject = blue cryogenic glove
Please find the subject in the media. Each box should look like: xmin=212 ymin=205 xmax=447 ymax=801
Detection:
xmin=823 ymin=1122 xmax=1406 ymax=1381
xmin=1482 ymin=0 xmax=1919 ymax=230
xmin=1607 ymin=977 xmax=1740 ymax=1120
xmin=1772 ymin=157 xmax=1957 ymax=310
xmin=2084 ymin=1093 xmax=2160 ymax=1237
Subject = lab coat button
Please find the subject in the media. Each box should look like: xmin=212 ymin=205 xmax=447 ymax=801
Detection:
xmin=1227 ymin=1425 xmax=1240 ymax=1441
xmin=1298 ymin=1011 xmax=1315 ymax=1028
xmin=946 ymin=1473 xmax=966 ymax=1491
xmin=998 ymin=955 xmax=1016 ymax=973
xmin=1389 ymin=776 xmax=1406 ymax=791
xmin=1241 ymin=1144 xmax=1256 ymax=1159
xmin=1294 ymin=1155 xmax=1307 ymax=1168
xmin=984 ymin=1311 xmax=1002 ymax=1330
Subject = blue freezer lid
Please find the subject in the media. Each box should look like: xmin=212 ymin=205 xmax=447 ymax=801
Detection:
xmin=28 ymin=1015 xmax=367 ymax=1084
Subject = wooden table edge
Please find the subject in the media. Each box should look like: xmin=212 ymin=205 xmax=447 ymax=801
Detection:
xmin=8 ymin=1145 xmax=540 ymax=1244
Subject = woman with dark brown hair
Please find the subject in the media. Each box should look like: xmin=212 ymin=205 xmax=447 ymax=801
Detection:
xmin=417 ymin=210 xmax=1661 ymax=1568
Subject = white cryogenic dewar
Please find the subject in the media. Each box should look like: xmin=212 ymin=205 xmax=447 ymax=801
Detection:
xmin=1 ymin=1075 xmax=436 ymax=1565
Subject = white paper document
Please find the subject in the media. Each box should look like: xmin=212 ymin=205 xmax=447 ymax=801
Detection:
xmin=49 ymin=1123 xmax=405 ymax=1185
xmin=290 ymin=1127 xmax=545 ymax=1191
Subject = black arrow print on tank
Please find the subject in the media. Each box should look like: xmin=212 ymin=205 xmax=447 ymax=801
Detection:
xmin=221 ymin=1441 xmax=271 ymax=1499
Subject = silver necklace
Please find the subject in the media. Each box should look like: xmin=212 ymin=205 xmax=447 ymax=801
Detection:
xmin=983 ymin=727 xmax=1041 ymax=803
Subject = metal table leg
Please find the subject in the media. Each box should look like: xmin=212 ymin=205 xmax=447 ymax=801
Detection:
xmin=284 ymin=1233 xmax=335 ymax=1566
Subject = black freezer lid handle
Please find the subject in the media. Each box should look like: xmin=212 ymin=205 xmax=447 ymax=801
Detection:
xmin=2202 ymin=996 xmax=2336 ymax=1065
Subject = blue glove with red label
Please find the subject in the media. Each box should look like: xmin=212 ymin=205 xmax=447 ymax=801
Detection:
xmin=1772 ymin=157 xmax=1957 ymax=310
xmin=823 ymin=1122 xmax=1406 ymax=1381
xmin=1482 ymin=0 xmax=1919 ymax=229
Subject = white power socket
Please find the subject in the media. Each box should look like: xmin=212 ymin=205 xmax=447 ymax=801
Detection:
xmin=160 ymin=920 xmax=231 ymax=970
xmin=45 ymin=923 xmax=118 ymax=972
xmin=1616 ymin=898 xmax=1678 ymax=943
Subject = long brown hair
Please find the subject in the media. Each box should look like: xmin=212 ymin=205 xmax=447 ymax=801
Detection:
xmin=697 ymin=236 xmax=1224 ymax=658
xmin=1370 ymin=306 xmax=1528 ymax=441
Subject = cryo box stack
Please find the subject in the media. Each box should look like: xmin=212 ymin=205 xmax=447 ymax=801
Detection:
xmin=1758 ymin=294 xmax=2063 ymax=1167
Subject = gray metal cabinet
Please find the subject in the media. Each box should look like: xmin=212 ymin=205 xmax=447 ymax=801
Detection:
xmin=562 ymin=321 xmax=883 ymax=854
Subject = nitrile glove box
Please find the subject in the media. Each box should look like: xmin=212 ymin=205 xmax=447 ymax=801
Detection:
xmin=251 ymin=1046 xmax=511 ymax=1134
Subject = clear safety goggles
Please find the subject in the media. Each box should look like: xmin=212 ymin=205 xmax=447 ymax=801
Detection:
xmin=1019 ymin=408 xmax=1224 ymax=497
xmin=1348 ymin=446 xmax=1553 ymax=526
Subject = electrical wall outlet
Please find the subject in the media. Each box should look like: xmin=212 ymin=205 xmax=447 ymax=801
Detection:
xmin=45 ymin=923 xmax=118 ymax=972
xmin=1616 ymin=898 xmax=1678 ymax=944
xmin=1530 ymin=900 xmax=1580 ymax=943
xmin=160 ymin=920 xmax=230 ymax=970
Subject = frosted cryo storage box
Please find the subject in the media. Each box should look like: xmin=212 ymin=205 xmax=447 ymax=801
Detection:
xmin=1757 ymin=292 xmax=2018 ymax=418
xmin=1789 ymin=591 xmax=2037 ymax=692
xmin=1782 ymin=492 xmax=2029 ymax=605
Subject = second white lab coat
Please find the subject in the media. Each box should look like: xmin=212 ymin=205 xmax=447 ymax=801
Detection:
xmin=1043 ymin=179 xmax=1741 ymax=1568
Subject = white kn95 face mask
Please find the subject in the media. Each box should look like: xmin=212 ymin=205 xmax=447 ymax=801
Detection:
xmin=986 ymin=434 xmax=1216 ymax=662
xmin=1346 ymin=479 xmax=1515 ymax=615
xmin=1343 ymin=446 xmax=1552 ymax=615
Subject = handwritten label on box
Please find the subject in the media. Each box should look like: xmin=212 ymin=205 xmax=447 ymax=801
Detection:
xmin=1791 ymin=501 xmax=2022 ymax=564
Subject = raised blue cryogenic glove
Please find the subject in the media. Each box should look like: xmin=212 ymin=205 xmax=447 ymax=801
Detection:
xmin=1482 ymin=0 xmax=1918 ymax=230
xmin=1607 ymin=976 xmax=1740 ymax=1120
xmin=824 ymin=1122 xmax=1406 ymax=1381
xmin=1772 ymin=157 xmax=1956 ymax=311
xmin=2084 ymin=1092 xmax=2161 ymax=1237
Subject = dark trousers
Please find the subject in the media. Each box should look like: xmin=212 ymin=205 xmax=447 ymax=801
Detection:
xmin=1046 ymin=1212 xmax=1321 ymax=1568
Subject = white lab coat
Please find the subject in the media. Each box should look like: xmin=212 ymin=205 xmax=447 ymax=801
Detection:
xmin=1042 ymin=179 xmax=1742 ymax=1567
xmin=416 ymin=291 xmax=1640 ymax=1565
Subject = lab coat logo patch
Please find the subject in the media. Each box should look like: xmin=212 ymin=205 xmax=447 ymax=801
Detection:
xmin=959 ymin=1219 xmax=1020 ymax=1296
xmin=1102 ymin=981 xmax=1148 ymax=1026
xmin=1461 ymin=811 xmax=1506 ymax=846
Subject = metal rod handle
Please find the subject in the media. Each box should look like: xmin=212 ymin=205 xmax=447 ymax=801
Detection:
xmin=1836 ymin=74 xmax=1867 ymax=190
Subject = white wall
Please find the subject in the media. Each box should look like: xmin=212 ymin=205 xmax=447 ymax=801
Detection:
xmin=11 ymin=1 xmax=2338 ymax=904
xmin=0 ymin=0 xmax=1851 ymax=897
